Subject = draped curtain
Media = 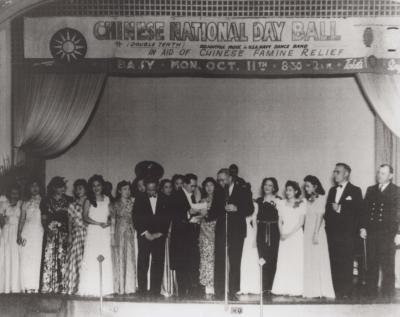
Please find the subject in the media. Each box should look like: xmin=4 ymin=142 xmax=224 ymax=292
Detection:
xmin=356 ymin=73 xmax=400 ymax=183
xmin=356 ymin=73 xmax=400 ymax=139
xmin=13 ymin=72 xmax=106 ymax=162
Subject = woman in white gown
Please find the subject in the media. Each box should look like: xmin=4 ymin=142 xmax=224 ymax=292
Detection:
xmin=0 ymin=185 xmax=22 ymax=293
xmin=303 ymin=175 xmax=335 ymax=299
xmin=272 ymin=181 xmax=306 ymax=296
xmin=17 ymin=180 xmax=44 ymax=293
xmin=237 ymin=201 xmax=260 ymax=294
xmin=79 ymin=175 xmax=114 ymax=296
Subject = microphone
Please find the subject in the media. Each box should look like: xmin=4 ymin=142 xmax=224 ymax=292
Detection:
xmin=97 ymin=255 xmax=105 ymax=263
xmin=224 ymin=184 xmax=230 ymax=205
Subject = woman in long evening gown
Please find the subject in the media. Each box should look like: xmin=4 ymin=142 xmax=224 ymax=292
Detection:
xmin=159 ymin=179 xmax=175 ymax=297
xmin=79 ymin=175 xmax=113 ymax=296
xmin=64 ymin=179 xmax=88 ymax=294
xmin=161 ymin=175 xmax=185 ymax=297
xmin=18 ymin=180 xmax=44 ymax=293
xmin=111 ymin=180 xmax=137 ymax=295
xmin=198 ymin=177 xmax=224 ymax=296
xmin=40 ymin=177 xmax=72 ymax=294
xmin=303 ymin=175 xmax=335 ymax=299
xmin=237 ymin=200 xmax=260 ymax=294
xmin=272 ymin=181 xmax=306 ymax=296
xmin=0 ymin=186 xmax=22 ymax=293
xmin=256 ymin=178 xmax=281 ymax=295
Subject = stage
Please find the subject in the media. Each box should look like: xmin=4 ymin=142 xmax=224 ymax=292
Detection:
xmin=1 ymin=291 xmax=399 ymax=317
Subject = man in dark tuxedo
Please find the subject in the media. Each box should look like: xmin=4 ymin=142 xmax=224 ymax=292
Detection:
xmin=360 ymin=164 xmax=400 ymax=298
xmin=325 ymin=163 xmax=363 ymax=298
xmin=133 ymin=178 xmax=171 ymax=296
xmin=169 ymin=173 xmax=202 ymax=298
xmin=214 ymin=168 xmax=254 ymax=300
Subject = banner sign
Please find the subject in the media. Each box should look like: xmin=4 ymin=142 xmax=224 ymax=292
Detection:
xmin=23 ymin=16 xmax=400 ymax=75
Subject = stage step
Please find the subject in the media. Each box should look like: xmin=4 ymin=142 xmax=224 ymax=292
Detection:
xmin=1 ymin=294 xmax=399 ymax=317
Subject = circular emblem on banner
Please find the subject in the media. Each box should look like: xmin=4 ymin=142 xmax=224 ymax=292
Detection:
xmin=49 ymin=28 xmax=87 ymax=63
xmin=363 ymin=27 xmax=374 ymax=48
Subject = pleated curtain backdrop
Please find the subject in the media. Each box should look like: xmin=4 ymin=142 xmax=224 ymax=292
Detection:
xmin=13 ymin=72 xmax=106 ymax=162
xmin=356 ymin=73 xmax=400 ymax=139
xmin=356 ymin=73 xmax=400 ymax=181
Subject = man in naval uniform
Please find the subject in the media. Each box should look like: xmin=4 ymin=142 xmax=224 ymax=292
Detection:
xmin=360 ymin=164 xmax=400 ymax=298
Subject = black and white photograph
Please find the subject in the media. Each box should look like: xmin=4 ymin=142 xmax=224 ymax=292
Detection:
xmin=0 ymin=1 xmax=400 ymax=316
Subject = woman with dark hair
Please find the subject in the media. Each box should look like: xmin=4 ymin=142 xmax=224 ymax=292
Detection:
xmin=0 ymin=184 xmax=22 ymax=293
xmin=64 ymin=179 xmax=88 ymax=294
xmin=18 ymin=179 xmax=44 ymax=293
xmin=104 ymin=181 xmax=115 ymax=203
xmin=79 ymin=175 xmax=113 ymax=296
xmin=160 ymin=179 xmax=173 ymax=197
xmin=271 ymin=181 xmax=306 ymax=296
xmin=171 ymin=174 xmax=184 ymax=192
xmin=256 ymin=177 xmax=281 ymax=295
xmin=39 ymin=176 xmax=72 ymax=293
xmin=159 ymin=179 xmax=175 ymax=297
xmin=110 ymin=180 xmax=137 ymax=295
xmin=198 ymin=177 xmax=224 ymax=296
xmin=303 ymin=175 xmax=335 ymax=298
xmin=131 ymin=177 xmax=146 ymax=197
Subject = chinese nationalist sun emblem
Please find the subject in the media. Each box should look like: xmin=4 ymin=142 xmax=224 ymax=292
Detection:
xmin=50 ymin=28 xmax=87 ymax=63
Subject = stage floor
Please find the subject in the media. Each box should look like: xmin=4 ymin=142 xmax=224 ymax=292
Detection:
xmin=0 ymin=291 xmax=400 ymax=317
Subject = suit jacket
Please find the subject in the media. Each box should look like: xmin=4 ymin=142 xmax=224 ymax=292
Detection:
xmin=361 ymin=183 xmax=400 ymax=236
xmin=133 ymin=192 xmax=171 ymax=237
xmin=325 ymin=182 xmax=363 ymax=236
xmin=169 ymin=188 xmax=199 ymax=270
xmin=216 ymin=180 xmax=254 ymax=239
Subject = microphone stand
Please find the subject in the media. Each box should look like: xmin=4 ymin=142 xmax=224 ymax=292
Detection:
xmin=224 ymin=184 xmax=229 ymax=311
xmin=259 ymin=261 xmax=264 ymax=317
xmin=97 ymin=255 xmax=105 ymax=315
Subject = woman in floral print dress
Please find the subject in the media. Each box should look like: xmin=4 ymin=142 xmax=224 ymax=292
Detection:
xmin=64 ymin=179 xmax=88 ymax=294
xmin=198 ymin=177 xmax=224 ymax=296
xmin=111 ymin=180 xmax=137 ymax=295
xmin=39 ymin=177 xmax=72 ymax=294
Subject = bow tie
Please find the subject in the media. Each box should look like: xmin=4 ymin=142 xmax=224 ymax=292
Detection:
xmin=336 ymin=184 xmax=343 ymax=188
xmin=148 ymin=194 xmax=157 ymax=198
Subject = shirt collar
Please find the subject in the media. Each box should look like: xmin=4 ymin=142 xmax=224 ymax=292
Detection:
xmin=379 ymin=182 xmax=390 ymax=190
xmin=182 ymin=187 xmax=191 ymax=197
xmin=338 ymin=181 xmax=348 ymax=189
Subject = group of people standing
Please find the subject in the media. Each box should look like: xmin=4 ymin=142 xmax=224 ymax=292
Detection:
xmin=257 ymin=163 xmax=400 ymax=300
xmin=252 ymin=173 xmax=334 ymax=298
xmin=0 ymin=162 xmax=399 ymax=301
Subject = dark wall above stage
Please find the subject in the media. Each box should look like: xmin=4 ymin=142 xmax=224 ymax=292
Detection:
xmin=46 ymin=77 xmax=374 ymax=195
xmin=24 ymin=0 xmax=400 ymax=18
